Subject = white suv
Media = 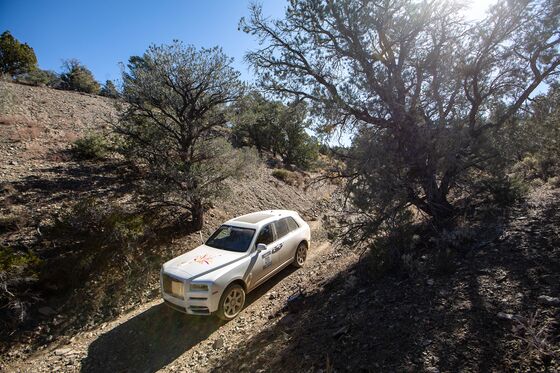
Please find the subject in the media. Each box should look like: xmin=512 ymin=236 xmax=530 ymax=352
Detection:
xmin=160 ymin=210 xmax=311 ymax=320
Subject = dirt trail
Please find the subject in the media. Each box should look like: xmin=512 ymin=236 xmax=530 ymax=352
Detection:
xmin=6 ymin=217 xmax=353 ymax=373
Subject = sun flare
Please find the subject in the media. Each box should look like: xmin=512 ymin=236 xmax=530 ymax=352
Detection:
xmin=463 ymin=0 xmax=499 ymax=20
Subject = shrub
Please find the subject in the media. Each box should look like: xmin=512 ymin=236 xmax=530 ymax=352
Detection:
xmin=512 ymin=310 xmax=559 ymax=365
xmin=433 ymin=247 xmax=457 ymax=275
xmin=37 ymin=199 xmax=146 ymax=301
xmin=548 ymin=176 xmax=560 ymax=188
xmin=512 ymin=156 xmax=543 ymax=181
xmin=483 ymin=175 xmax=528 ymax=208
xmin=15 ymin=69 xmax=59 ymax=87
xmin=53 ymin=198 xmax=146 ymax=246
xmin=272 ymin=168 xmax=303 ymax=186
xmin=230 ymin=92 xmax=318 ymax=170
xmin=0 ymin=245 xmax=42 ymax=326
xmin=102 ymin=211 xmax=145 ymax=245
xmin=506 ymin=87 xmax=560 ymax=185
xmin=366 ymin=213 xmax=419 ymax=279
xmin=72 ymin=133 xmax=110 ymax=160
xmin=0 ymin=245 xmax=41 ymax=274
xmin=100 ymin=80 xmax=119 ymax=98
xmin=59 ymin=59 xmax=100 ymax=94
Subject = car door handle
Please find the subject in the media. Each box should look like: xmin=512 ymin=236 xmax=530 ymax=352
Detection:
xmin=272 ymin=243 xmax=283 ymax=253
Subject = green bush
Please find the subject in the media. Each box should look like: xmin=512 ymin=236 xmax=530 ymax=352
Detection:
xmin=15 ymin=68 xmax=59 ymax=87
xmin=434 ymin=247 xmax=457 ymax=275
xmin=548 ymin=176 xmax=560 ymax=188
xmin=366 ymin=213 xmax=419 ymax=279
xmin=0 ymin=245 xmax=42 ymax=328
xmin=0 ymin=31 xmax=37 ymax=76
xmin=230 ymin=92 xmax=318 ymax=170
xmin=117 ymin=42 xmax=248 ymax=231
xmin=0 ymin=214 xmax=27 ymax=234
xmin=103 ymin=211 xmax=145 ymax=245
xmin=483 ymin=175 xmax=528 ymax=208
xmin=72 ymin=133 xmax=110 ymax=160
xmin=36 ymin=199 xmax=146 ymax=305
xmin=0 ymin=245 xmax=41 ymax=274
xmin=100 ymin=80 xmax=119 ymax=98
xmin=512 ymin=156 xmax=542 ymax=181
xmin=53 ymin=198 xmax=146 ymax=246
xmin=60 ymin=59 xmax=100 ymax=94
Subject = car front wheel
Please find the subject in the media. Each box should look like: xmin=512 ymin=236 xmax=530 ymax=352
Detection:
xmin=217 ymin=283 xmax=246 ymax=320
xmin=293 ymin=242 xmax=308 ymax=268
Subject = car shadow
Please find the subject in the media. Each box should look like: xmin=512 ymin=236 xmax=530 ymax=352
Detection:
xmin=80 ymin=265 xmax=298 ymax=373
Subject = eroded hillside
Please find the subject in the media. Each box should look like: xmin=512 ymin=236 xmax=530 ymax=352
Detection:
xmin=0 ymin=81 xmax=117 ymax=180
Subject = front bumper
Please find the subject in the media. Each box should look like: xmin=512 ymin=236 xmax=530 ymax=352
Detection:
xmin=160 ymin=272 xmax=218 ymax=315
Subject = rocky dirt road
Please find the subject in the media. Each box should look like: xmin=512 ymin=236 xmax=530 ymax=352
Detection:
xmin=5 ymin=218 xmax=356 ymax=373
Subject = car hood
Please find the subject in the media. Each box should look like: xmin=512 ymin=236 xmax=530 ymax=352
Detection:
xmin=162 ymin=244 xmax=247 ymax=280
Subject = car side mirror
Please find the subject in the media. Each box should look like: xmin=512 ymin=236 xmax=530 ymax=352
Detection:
xmin=256 ymin=243 xmax=267 ymax=252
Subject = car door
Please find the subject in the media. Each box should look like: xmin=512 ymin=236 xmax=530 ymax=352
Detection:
xmin=272 ymin=217 xmax=300 ymax=267
xmin=252 ymin=222 xmax=276 ymax=285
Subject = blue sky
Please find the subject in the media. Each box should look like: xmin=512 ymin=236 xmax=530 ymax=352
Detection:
xmin=0 ymin=1 xmax=286 ymax=83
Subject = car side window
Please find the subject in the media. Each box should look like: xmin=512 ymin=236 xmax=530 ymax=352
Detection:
xmin=274 ymin=218 xmax=290 ymax=239
xmin=256 ymin=223 xmax=275 ymax=245
xmin=286 ymin=217 xmax=299 ymax=232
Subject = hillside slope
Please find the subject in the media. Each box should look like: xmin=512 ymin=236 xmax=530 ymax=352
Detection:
xmin=0 ymin=82 xmax=335 ymax=360
xmin=208 ymin=186 xmax=560 ymax=372
xmin=0 ymin=81 xmax=117 ymax=182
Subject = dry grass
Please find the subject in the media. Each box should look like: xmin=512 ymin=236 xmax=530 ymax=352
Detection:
xmin=0 ymin=214 xmax=29 ymax=234
xmin=24 ymin=142 xmax=48 ymax=160
xmin=513 ymin=311 xmax=559 ymax=364
xmin=272 ymin=168 xmax=305 ymax=187
xmin=0 ymin=115 xmax=43 ymax=143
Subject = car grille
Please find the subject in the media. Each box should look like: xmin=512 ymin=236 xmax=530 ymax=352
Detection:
xmin=162 ymin=274 xmax=184 ymax=299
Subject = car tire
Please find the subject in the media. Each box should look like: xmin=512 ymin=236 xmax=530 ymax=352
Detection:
xmin=217 ymin=283 xmax=246 ymax=321
xmin=292 ymin=242 xmax=308 ymax=268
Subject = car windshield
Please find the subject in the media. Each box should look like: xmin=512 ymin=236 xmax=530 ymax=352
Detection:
xmin=205 ymin=225 xmax=255 ymax=253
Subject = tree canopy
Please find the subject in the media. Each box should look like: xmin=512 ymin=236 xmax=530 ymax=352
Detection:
xmin=100 ymin=80 xmax=119 ymax=98
xmin=0 ymin=31 xmax=37 ymax=76
xmin=231 ymin=92 xmax=318 ymax=168
xmin=242 ymin=0 xmax=560 ymax=229
xmin=60 ymin=59 xmax=100 ymax=94
xmin=117 ymin=41 xmax=254 ymax=230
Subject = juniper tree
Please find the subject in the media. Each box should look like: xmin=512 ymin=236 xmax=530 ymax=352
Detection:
xmin=117 ymin=41 xmax=254 ymax=230
xmin=231 ymin=92 xmax=318 ymax=169
xmin=242 ymin=0 xmax=560 ymax=230
xmin=60 ymin=59 xmax=100 ymax=94
xmin=0 ymin=31 xmax=37 ymax=76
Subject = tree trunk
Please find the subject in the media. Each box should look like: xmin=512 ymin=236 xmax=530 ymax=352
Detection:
xmin=424 ymin=178 xmax=454 ymax=229
xmin=190 ymin=199 xmax=204 ymax=231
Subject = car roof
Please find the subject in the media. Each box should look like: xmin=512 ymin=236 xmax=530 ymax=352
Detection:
xmin=225 ymin=210 xmax=298 ymax=229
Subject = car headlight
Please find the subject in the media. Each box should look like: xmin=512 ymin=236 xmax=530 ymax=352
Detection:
xmin=189 ymin=283 xmax=209 ymax=292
